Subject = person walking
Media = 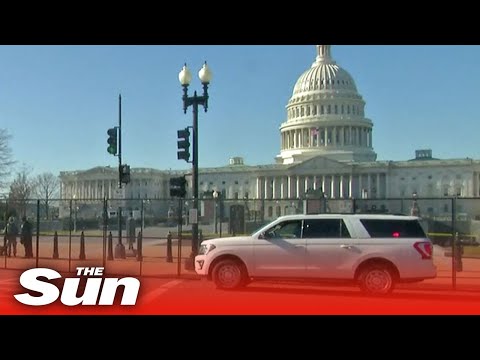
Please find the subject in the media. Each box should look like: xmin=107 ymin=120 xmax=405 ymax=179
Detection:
xmin=127 ymin=213 xmax=136 ymax=251
xmin=4 ymin=216 xmax=18 ymax=257
xmin=20 ymin=216 xmax=33 ymax=258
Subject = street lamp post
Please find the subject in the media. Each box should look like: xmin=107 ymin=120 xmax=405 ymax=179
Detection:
xmin=179 ymin=62 xmax=213 ymax=269
xmin=411 ymin=191 xmax=420 ymax=217
xmin=213 ymin=190 xmax=219 ymax=234
xmin=72 ymin=195 xmax=78 ymax=233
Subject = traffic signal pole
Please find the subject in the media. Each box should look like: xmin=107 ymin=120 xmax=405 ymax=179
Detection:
xmin=190 ymin=97 xmax=199 ymax=267
xmin=115 ymin=94 xmax=126 ymax=259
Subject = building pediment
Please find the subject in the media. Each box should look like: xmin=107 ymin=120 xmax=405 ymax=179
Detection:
xmin=287 ymin=155 xmax=352 ymax=174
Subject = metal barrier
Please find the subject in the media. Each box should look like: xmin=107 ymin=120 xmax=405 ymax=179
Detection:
xmin=0 ymin=196 xmax=479 ymax=290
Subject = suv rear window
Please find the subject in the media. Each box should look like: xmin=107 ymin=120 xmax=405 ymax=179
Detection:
xmin=360 ymin=219 xmax=426 ymax=238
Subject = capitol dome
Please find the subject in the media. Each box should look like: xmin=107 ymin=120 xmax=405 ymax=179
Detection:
xmin=276 ymin=45 xmax=377 ymax=165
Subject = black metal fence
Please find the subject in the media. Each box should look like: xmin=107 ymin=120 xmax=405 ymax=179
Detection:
xmin=1 ymin=196 xmax=479 ymax=287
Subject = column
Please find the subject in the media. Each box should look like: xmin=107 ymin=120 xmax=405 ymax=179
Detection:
xmin=330 ymin=175 xmax=335 ymax=198
xmin=359 ymin=175 xmax=363 ymax=198
xmin=339 ymin=175 xmax=344 ymax=198
xmin=256 ymin=177 xmax=262 ymax=199
xmin=348 ymin=175 xmax=353 ymax=199
xmin=367 ymin=173 xmax=372 ymax=198
xmin=280 ymin=177 xmax=285 ymax=199
xmin=384 ymin=173 xmax=389 ymax=198
xmin=272 ymin=177 xmax=277 ymax=199
xmin=287 ymin=176 xmax=291 ymax=198
xmin=264 ymin=177 xmax=269 ymax=199
xmin=296 ymin=176 xmax=300 ymax=198
xmin=376 ymin=173 xmax=380 ymax=198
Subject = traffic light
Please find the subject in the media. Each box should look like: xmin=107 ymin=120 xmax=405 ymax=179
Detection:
xmin=169 ymin=176 xmax=187 ymax=198
xmin=107 ymin=127 xmax=118 ymax=155
xmin=120 ymin=164 xmax=131 ymax=184
xmin=177 ymin=128 xmax=190 ymax=162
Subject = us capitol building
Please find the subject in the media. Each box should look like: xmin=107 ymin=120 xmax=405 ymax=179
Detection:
xmin=59 ymin=45 xmax=480 ymax=219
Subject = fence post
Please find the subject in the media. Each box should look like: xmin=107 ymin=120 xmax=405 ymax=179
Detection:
xmin=53 ymin=231 xmax=59 ymax=259
xmin=136 ymin=230 xmax=143 ymax=262
xmin=107 ymin=231 xmax=114 ymax=260
xmin=166 ymin=231 xmax=173 ymax=263
xmin=451 ymin=196 xmax=456 ymax=290
xmin=455 ymin=232 xmax=463 ymax=272
xmin=79 ymin=231 xmax=86 ymax=260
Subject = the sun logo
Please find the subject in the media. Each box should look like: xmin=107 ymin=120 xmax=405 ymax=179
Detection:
xmin=14 ymin=267 xmax=140 ymax=306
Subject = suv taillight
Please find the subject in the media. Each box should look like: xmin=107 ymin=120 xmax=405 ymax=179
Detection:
xmin=414 ymin=241 xmax=433 ymax=260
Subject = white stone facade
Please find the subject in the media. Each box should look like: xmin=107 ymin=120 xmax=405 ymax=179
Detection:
xmin=58 ymin=45 xmax=480 ymax=219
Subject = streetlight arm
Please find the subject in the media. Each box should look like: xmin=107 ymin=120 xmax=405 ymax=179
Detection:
xmin=182 ymin=87 xmax=209 ymax=114
xmin=182 ymin=85 xmax=189 ymax=114
xmin=202 ymin=82 xmax=209 ymax=112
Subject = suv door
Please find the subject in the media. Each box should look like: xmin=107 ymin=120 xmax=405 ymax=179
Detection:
xmin=304 ymin=218 xmax=358 ymax=279
xmin=252 ymin=219 xmax=306 ymax=278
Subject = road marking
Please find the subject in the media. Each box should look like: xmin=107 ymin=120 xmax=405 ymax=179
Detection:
xmin=141 ymin=279 xmax=184 ymax=304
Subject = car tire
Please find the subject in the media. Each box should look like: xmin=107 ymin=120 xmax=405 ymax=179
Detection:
xmin=212 ymin=259 xmax=247 ymax=290
xmin=358 ymin=265 xmax=395 ymax=296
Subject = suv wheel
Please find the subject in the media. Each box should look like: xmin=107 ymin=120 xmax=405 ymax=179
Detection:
xmin=358 ymin=265 xmax=395 ymax=295
xmin=212 ymin=259 xmax=246 ymax=290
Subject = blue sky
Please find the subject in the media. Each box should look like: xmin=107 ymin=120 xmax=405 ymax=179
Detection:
xmin=0 ymin=45 xmax=478 ymax=179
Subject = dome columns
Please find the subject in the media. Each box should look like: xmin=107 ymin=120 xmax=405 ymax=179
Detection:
xmin=281 ymin=125 xmax=373 ymax=150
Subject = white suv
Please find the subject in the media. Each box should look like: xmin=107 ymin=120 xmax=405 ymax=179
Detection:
xmin=195 ymin=214 xmax=436 ymax=295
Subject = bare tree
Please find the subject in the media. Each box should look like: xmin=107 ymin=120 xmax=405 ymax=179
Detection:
xmin=0 ymin=129 xmax=15 ymax=190
xmin=32 ymin=172 xmax=59 ymax=220
xmin=8 ymin=166 xmax=34 ymax=218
